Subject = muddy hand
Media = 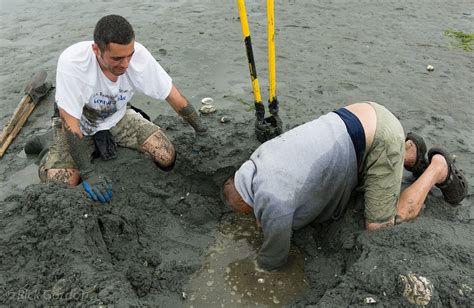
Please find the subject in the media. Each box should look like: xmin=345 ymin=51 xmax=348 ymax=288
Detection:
xmin=179 ymin=104 xmax=208 ymax=135
xmin=82 ymin=172 xmax=113 ymax=203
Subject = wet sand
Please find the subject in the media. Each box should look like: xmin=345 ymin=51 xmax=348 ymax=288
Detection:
xmin=1 ymin=0 xmax=473 ymax=306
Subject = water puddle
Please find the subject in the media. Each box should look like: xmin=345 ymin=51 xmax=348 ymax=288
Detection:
xmin=184 ymin=215 xmax=309 ymax=307
xmin=0 ymin=163 xmax=40 ymax=201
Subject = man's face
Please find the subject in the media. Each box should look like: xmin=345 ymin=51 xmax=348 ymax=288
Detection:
xmin=93 ymin=40 xmax=135 ymax=76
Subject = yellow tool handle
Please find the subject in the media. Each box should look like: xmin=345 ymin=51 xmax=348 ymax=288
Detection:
xmin=267 ymin=0 xmax=276 ymax=103
xmin=237 ymin=0 xmax=262 ymax=104
xmin=237 ymin=0 xmax=250 ymax=37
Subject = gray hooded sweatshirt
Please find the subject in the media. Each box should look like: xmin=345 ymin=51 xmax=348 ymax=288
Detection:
xmin=234 ymin=112 xmax=358 ymax=270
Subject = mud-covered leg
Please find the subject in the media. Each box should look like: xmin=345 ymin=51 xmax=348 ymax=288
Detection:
xmin=41 ymin=168 xmax=81 ymax=186
xmin=38 ymin=152 xmax=81 ymax=186
xmin=140 ymin=130 xmax=176 ymax=171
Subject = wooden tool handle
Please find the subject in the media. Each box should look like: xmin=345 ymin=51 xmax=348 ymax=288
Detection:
xmin=0 ymin=97 xmax=36 ymax=158
xmin=0 ymin=69 xmax=51 ymax=158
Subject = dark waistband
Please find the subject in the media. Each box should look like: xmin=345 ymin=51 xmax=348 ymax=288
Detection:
xmin=333 ymin=108 xmax=366 ymax=171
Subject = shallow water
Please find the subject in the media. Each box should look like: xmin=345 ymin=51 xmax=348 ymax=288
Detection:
xmin=0 ymin=162 xmax=39 ymax=201
xmin=184 ymin=215 xmax=309 ymax=307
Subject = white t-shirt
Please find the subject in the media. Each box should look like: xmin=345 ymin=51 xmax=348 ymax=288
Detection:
xmin=55 ymin=41 xmax=172 ymax=135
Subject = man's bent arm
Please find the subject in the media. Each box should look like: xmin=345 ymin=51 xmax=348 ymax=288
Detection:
xmin=166 ymin=84 xmax=207 ymax=133
xmin=59 ymin=108 xmax=112 ymax=202
xmin=59 ymin=108 xmax=93 ymax=177
xmin=258 ymin=214 xmax=293 ymax=271
xmin=59 ymin=108 xmax=83 ymax=138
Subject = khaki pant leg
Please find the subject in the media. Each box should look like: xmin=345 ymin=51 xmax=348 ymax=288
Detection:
xmin=110 ymin=108 xmax=162 ymax=150
xmin=361 ymin=103 xmax=405 ymax=223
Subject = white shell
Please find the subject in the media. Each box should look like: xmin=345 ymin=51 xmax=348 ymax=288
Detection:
xmin=199 ymin=105 xmax=217 ymax=114
xmin=426 ymin=65 xmax=434 ymax=71
xmin=364 ymin=297 xmax=377 ymax=304
xmin=201 ymin=97 xmax=214 ymax=105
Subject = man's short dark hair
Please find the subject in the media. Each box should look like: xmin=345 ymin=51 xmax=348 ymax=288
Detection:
xmin=94 ymin=15 xmax=135 ymax=52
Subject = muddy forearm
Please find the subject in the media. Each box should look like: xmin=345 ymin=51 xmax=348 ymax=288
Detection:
xmin=166 ymin=85 xmax=207 ymax=133
xmin=64 ymin=129 xmax=94 ymax=178
xmin=257 ymin=215 xmax=293 ymax=271
xmin=178 ymin=104 xmax=207 ymax=133
xmin=60 ymin=114 xmax=94 ymax=178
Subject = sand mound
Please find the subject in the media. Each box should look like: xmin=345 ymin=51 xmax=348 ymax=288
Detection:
xmin=1 ymin=113 xmax=472 ymax=306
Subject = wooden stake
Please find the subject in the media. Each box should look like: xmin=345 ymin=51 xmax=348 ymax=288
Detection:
xmin=0 ymin=70 xmax=51 ymax=158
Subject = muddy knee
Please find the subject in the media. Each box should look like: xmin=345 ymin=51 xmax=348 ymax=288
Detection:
xmin=141 ymin=130 xmax=176 ymax=171
xmin=45 ymin=168 xmax=81 ymax=186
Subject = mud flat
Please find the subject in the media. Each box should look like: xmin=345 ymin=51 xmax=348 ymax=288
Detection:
xmin=1 ymin=0 xmax=473 ymax=306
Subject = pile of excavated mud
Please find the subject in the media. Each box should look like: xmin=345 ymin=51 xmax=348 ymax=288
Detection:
xmin=1 ymin=110 xmax=473 ymax=306
xmin=0 ymin=111 xmax=256 ymax=306
xmin=293 ymin=192 xmax=473 ymax=307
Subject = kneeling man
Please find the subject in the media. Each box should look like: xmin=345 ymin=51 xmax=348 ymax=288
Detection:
xmin=223 ymin=102 xmax=468 ymax=271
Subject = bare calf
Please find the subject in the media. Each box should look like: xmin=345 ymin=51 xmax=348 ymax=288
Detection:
xmin=141 ymin=130 xmax=176 ymax=170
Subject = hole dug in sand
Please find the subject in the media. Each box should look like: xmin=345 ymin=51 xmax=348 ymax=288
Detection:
xmin=0 ymin=113 xmax=472 ymax=307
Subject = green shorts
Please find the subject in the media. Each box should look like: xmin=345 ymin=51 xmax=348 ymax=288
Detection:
xmin=360 ymin=102 xmax=405 ymax=223
xmin=41 ymin=108 xmax=160 ymax=174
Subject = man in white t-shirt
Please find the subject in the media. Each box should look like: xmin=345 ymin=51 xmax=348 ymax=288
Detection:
xmin=38 ymin=15 xmax=207 ymax=203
